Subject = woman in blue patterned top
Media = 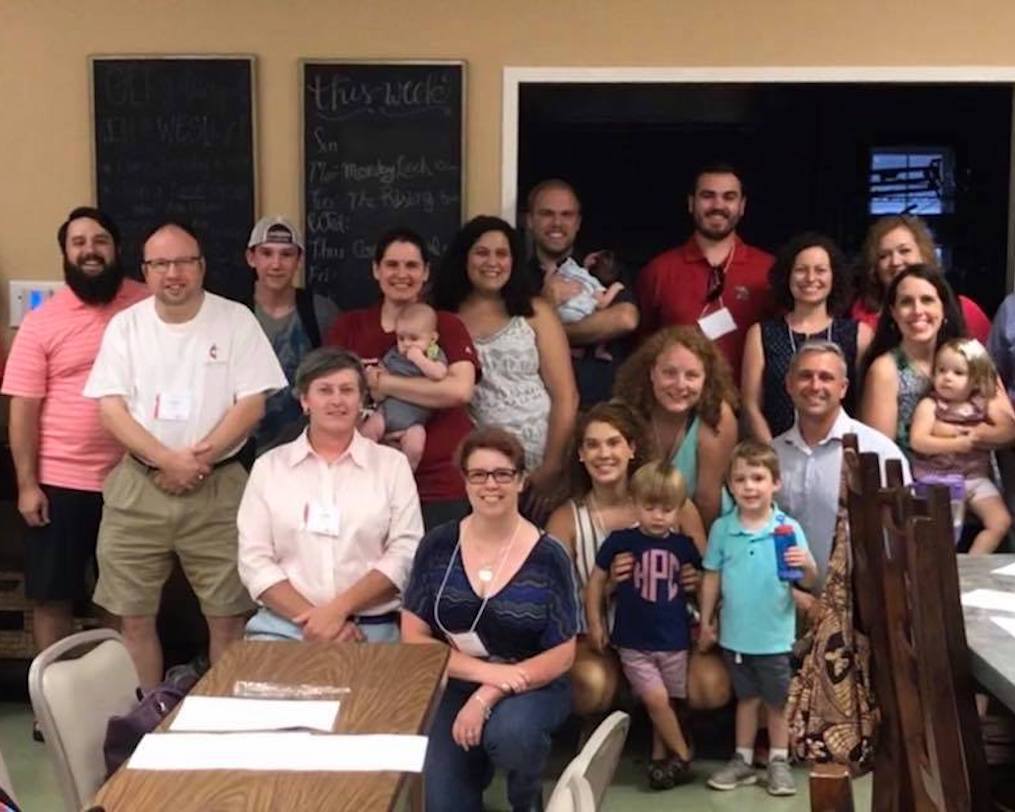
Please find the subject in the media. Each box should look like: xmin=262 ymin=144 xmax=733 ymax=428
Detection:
xmin=402 ymin=426 xmax=578 ymax=812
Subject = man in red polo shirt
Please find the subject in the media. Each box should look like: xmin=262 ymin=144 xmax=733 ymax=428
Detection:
xmin=637 ymin=164 xmax=774 ymax=381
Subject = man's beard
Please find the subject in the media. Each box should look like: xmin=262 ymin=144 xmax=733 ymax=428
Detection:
xmin=63 ymin=254 xmax=125 ymax=304
xmin=694 ymin=210 xmax=740 ymax=242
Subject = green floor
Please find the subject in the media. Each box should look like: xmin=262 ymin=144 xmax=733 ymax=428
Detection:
xmin=1 ymin=701 xmax=62 ymax=810
xmin=1 ymin=699 xmax=871 ymax=811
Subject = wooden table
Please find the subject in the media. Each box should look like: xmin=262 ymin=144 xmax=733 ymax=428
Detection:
xmin=93 ymin=640 xmax=449 ymax=812
xmin=958 ymin=553 xmax=1015 ymax=713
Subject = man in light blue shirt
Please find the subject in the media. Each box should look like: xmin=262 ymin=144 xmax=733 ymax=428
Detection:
xmin=773 ymin=340 xmax=910 ymax=584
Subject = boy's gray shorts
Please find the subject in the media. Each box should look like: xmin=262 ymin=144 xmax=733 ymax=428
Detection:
xmin=721 ymin=648 xmax=792 ymax=708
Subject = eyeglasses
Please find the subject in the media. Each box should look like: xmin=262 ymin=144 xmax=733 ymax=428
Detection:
xmin=142 ymin=256 xmax=203 ymax=273
xmin=463 ymin=468 xmax=518 ymax=485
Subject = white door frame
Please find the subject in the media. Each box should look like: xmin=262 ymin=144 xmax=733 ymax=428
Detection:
xmin=501 ymin=66 xmax=1015 ymax=290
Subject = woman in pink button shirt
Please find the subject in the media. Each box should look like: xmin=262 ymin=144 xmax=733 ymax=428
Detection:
xmin=237 ymin=347 xmax=424 ymax=643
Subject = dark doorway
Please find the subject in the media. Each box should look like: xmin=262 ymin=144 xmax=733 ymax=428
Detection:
xmin=517 ymin=83 xmax=1012 ymax=315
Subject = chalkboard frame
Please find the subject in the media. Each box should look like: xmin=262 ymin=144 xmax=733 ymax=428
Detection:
xmin=298 ymin=58 xmax=467 ymax=303
xmin=88 ymin=53 xmax=260 ymax=280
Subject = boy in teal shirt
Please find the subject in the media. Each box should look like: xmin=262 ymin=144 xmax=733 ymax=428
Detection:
xmin=699 ymin=440 xmax=817 ymax=796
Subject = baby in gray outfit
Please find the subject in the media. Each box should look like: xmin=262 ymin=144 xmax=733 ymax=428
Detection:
xmin=361 ymin=303 xmax=448 ymax=470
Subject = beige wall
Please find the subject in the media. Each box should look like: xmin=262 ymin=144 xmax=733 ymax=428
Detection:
xmin=2 ymin=0 xmax=1014 ymax=308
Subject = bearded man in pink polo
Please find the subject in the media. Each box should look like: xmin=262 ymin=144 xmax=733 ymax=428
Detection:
xmin=2 ymin=207 xmax=148 ymax=739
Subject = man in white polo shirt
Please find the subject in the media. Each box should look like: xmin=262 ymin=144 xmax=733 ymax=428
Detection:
xmin=774 ymin=340 xmax=910 ymax=591
xmin=85 ymin=220 xmax=287 ymax=687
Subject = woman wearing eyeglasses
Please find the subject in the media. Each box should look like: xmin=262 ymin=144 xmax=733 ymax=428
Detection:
xmin=402 ymin=426 xmax=578 ymax=812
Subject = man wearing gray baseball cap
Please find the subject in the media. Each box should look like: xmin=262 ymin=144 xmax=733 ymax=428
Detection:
xmin=246 ymin=216 xmax=340 ymax=452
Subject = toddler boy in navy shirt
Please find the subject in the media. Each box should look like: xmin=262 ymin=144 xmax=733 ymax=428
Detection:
xmin=586 ymin=461 xmax=701 ymax=790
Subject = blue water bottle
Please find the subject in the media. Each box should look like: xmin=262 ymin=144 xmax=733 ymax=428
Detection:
xmin=773 ymin=523 xmax=803 ymax=582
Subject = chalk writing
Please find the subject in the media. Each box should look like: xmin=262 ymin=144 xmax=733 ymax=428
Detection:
xmin=303 ymin=63 xmax=463 ymax=309
xmin=93 ymin=58 xmax=255 ymax=303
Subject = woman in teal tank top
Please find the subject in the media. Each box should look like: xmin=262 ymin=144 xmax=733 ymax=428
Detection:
xmin=671 ymin=414 xmax=702 ymax=496
xmin=860 ymin=265 xmax=964 ymax=451
xmin=615 ymin=326 xmax=740 ymax=529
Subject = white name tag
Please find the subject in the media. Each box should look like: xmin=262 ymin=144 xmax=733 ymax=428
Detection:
xmin=305 ymin=502 xmax=341 ymax=537
xmin=155 ymin=392 xmax=192 ymax=421
xmin=698 ymin=306 xmax=737 ymax=340
xmin=447 ymin=630 xmax=489 ymax=659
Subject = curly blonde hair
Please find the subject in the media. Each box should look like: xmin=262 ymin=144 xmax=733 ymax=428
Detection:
xmin=613 ymin=326 xmax=739 ymax=431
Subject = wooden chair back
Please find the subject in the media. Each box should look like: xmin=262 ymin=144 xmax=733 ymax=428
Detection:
xmin=899 ymin=482 xmax=991 ymax=811
xmin=842 ymin=436 xmax=911 ymax=812
xmin=878 ymin=478 xmax=991 ymax=811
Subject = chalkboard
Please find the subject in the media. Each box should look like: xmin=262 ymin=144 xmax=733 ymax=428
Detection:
xmin=301 ymin=61 xmax=465 ymax=309
xmin=91 ymin=56 xmax=257 ymax=301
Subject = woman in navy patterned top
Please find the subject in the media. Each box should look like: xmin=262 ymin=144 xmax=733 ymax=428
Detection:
xmin=402 ymin=427 xmax=578 ymax=812
xmin=741 ymin=233 xmax=870 ymax=442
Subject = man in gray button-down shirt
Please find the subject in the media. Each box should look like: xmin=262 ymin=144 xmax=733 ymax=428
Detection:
xmin=773 ymin=341 xmax=910 ymax=590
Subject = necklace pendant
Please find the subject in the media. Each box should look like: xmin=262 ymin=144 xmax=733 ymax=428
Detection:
xmin=477 ymin=566 xmax=494 ymax=583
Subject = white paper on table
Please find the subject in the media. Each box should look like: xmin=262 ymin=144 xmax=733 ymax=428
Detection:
xmin=169 ymin=696 xmax=339 ymax=733
xmin=128 ymin=732 xmax=429 ymax=772
xmin=991 ymin=615 xmax=1015 ymax=638
xmin=991 ymin=562 xmax=1015 ymax=577
xmin=961 ymin=589 xmax=1015 ymax=613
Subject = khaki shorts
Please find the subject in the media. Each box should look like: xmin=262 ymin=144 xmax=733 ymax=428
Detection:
xmin=94 ymin=456 xmax=255 ymax=617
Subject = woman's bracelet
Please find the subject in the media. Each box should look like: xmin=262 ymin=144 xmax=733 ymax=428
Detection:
xmin=471 ymin=693 xmax=492 ymax=720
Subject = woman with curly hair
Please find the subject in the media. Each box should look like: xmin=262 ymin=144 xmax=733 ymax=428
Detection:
xmin=432 ymin=216 xmax=578 ymax=519
xmin=546 ymin=401 xmax=730 ymax=735
xmin=852 ymin=214 xmax=990 ymax=342
xmin=614 ymin=325 xmax=739 ymax=529
xmin=741 ymin=232 xmax=871 ymax=442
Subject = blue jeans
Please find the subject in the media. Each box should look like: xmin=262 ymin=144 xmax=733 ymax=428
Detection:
xmin=244 ymin=607 xmax=400 ymax=643
xmin=424 ymin=676 xmax=571 ymax=812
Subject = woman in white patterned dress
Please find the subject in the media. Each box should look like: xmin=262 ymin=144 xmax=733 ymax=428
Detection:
xmin=432 ymin=216 xmax=578 ymax=517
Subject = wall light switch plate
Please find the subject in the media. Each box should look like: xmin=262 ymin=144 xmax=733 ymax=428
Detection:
xmin=9 ymin=280 xmax=64 ymax=327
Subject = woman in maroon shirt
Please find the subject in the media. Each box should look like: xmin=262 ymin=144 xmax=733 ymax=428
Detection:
xmin=851 ymin=214 xmax=991 ymax=342
xmin=327 ymin=228 xmax=480 ymax=529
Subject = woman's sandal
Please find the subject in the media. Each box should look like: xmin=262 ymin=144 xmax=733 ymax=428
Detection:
xmin=648 ymin=759 xmax=676 ymax=790
xmin=667 ymin=756 xmax=694 ymax=786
